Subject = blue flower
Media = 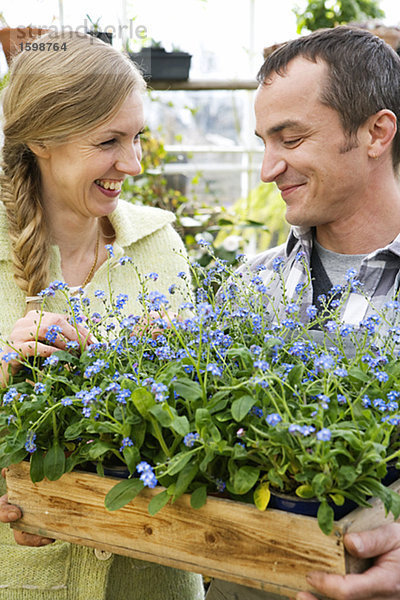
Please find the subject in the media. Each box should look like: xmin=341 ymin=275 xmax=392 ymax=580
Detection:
xmin=146 ymin=272 xmax=159 ymax=281
xmin=33 ymin=383 xmax=46 ymax=394
xmin=43 ymin=355 xmax=59 ymax=367
xmin=45 ymin=325 xmax=62 ymax=344
xmin=120 ymin=437 xmax=134 ymax=452
xmin=150 ymin=382 xmax=169 ymax=402
xmin=3 ymin=387 xmax=19 ymax=405
xmin=119 ymin=256 xmax=133 ymax=265
xmin=61 ymin=397 xmax=73 ymax=406
xmin=116 ymin=389 xmax=131 ymax=405
xmin=1 ymin=352 xmax=18 ymax=363
xmin=105 ymin=244 xmax=114 ymax=257
xmin=362 ymin=395 xmax=371 ymax=407
xmin=136 ymin=462 xmax=158 ymax=488
xmin=306 ymin=305 xmax=318 ymax=319
xmin=316 ymin=428 xmax=331 ymax=441
xmin=25 ymin=432 xmax=37 ymax=453
xmin=84 ymin=359 xmax=109 ymax=379
xmin=215 ymin=478 xmax=226 ymax=492
xmin=375 ymin=371 xmax=389 ymax=383
xmin=206 ymin=363 xmax=223 ymax=377
xmin=272 ymin=257 xmax=284 ymax=272
xmin=266 ymin=413 xmax=282 ymax=426
xmin=183 ymin=432 xmax=200 ymax=448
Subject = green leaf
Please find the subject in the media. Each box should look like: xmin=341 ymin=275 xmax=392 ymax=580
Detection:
xmin=173 ymin=463 xmax=198 ymax=501
xmin=165 ymin=452 xmax=192 ymax=476
xmin=337 ymin=465 xmax=358 ymax=487
xmin=148 ymin=489 xmax=170 ymax=515
xmin=254 ymin=481 xmax=270 ymax=510
xmin=43 ymin=444 xmax=66 ymax=481
xmin=30 ymin=449 xmax=44 ymax=483
xmin=149 ymin=404 xmax=172 ymax=427
xmin=191 ymin=486 xmax=207 ymax=509
xmin=295 ymin=484 xmax=315 ymax=499
xmin=122 ymin=445 xmax=140 ymax=473
xmin=388 ymin=488 xmax=400 ymax=520
xmin=173 ymin=379 xmax=202 ymax=402
xmin=105 ymin=479 xmax=144 ymax=511
xmin=312 ymin=473 xmax=331 ymax=496
xmin=329 ymin=493 xmax=345 ymax=506
xmin=171 ymin=415 xmax=190 ymax=436
xmin=288 ymin=364 xmax=304 ymax=386
xmin=88 ymin=441 xmax=114 ymax=459
xmin=0 ymin=447 xmax=27 ymax=469
xmin=231 ymin=395 xmax=257 ymax=422
xmin=231 ymin=466 xmax=260 ymax=495
xmin=64 ymin=421 xmax=86 ymax=440
xmin=53 ymin=349 xmax=80 ymax=364
xmin=348 ymin=367 xmax=370 ymax=383
xmin=317 ymin=501 xmax=334 ymax=536
xmin=131 ymin=387 xmax=156 ymax=418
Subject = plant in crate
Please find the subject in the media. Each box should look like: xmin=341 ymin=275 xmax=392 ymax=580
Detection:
xmin=1 ymin=248 xmax=400 ymax=535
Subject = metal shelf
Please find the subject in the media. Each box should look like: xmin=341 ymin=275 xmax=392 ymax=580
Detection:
xmin=149 ymin=79 xmax=258 ymax=91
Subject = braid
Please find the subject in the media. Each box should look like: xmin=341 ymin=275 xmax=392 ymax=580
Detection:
xmin=1 ymin=143 xmax=49 ymax=296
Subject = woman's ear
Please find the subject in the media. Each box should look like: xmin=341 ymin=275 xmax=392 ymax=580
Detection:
xmin=27 ymin=142 xmax=50 ymax=159
xmin=367 ymin=109 xmax=397 ymax=159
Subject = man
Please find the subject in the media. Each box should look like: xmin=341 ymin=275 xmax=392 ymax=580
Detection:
xmin=206 ymin=26 xmax=400 ymax=600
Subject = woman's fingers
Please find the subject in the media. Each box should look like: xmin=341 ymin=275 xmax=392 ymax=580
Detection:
xmin=0 ymin=494 xmax=21 ymax=523
xmin=13 ymin=530 xmax=55 ymax=547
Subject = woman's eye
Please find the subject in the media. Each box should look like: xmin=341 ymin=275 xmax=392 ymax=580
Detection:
xmin=135 ymin=129 xmax=144 ymax=141
xmin=100 ymin=138 xmax=116 ymax=146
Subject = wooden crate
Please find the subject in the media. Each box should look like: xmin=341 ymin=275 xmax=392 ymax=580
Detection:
xmin=6 ymin=462 xmax=400 ymax=598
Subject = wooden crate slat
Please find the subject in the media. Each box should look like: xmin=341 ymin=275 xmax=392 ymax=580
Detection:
xmin=8 ymin=462 xmax=395 ymax=597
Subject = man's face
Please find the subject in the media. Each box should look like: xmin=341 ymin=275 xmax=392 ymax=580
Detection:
xmin=255 ymin=57 xmax=371 ymax=230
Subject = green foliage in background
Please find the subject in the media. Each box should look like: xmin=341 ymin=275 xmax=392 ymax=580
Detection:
xmin=294 ymin=0 xmax=384 ymax=33
xmin=122 ymin=129 xmax=288 ymax=266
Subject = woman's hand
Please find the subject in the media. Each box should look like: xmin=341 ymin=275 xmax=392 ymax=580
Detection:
xmin=0 ymin=470 xmax=54 ymax=546
xmin=0 ymin=310 xmax=95 ymax=386
xmin=134 ymin=310 xmax=177 ymax=340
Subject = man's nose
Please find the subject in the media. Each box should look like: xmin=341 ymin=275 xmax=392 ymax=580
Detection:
xmin=260 ymin=147 xmax=287 ymax=183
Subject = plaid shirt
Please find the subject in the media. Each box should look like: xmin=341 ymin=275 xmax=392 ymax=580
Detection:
xmin=243 ymin=225 xmax=400 ymax=327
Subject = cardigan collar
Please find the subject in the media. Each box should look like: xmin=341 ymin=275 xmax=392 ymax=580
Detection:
xmin=0 ymin=200 xmax=175 ymax=260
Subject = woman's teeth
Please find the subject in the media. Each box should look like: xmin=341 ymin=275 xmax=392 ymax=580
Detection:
xmin=95 ymin=179 xmax=122 ymax=191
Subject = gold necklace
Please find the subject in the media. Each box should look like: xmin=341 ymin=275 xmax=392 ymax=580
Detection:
xmin=81 ymin=226 xmax=100 ymax=287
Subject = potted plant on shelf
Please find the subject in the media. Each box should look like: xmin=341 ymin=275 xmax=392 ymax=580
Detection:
xmin=129 ymin=39 xmax=192 ymax=81
xmin=85 ymin=14 xmax=113 ymax=45
xmin=0 ymin=14 xmax=48 ymax=66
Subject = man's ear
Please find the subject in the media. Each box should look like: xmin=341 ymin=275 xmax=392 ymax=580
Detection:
xmin=366 ymin=109 xmax=397 ymax=159
xmin=27 ymin=142 xmax=50 ymax=159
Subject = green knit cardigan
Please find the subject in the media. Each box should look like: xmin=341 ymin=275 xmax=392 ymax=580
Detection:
xmin=0 ymin=200 xmax=204 ymax=600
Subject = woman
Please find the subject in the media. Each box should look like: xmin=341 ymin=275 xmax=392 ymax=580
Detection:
xmin=0 ymin=31 xmax=204 ymax=600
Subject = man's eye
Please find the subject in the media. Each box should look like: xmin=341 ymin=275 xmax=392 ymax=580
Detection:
xmin=284 ymin=138 xmax=302 ymax=147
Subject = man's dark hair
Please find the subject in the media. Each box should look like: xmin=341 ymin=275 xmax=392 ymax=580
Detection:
xmin=257 ymin=26 xmax=400 ymax=169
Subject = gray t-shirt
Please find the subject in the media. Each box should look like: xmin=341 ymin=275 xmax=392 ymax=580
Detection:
xmin=314 ymin=239 xmax=367 ymax=288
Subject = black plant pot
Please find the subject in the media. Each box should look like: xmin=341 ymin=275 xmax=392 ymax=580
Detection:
xmin=129 ymin=47 xmax=192 ymax=81
xmin=87 ymin=31 xmax=113 ymax=45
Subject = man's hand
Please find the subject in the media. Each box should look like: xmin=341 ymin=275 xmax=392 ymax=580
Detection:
xmin=296 ymin=523 xmax=400 ymax=600
xmin=0 ymin=470 xmax=54 ymax=546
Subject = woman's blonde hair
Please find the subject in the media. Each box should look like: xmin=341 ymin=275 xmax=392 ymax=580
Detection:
xmin=0 ymin=31 xmax=145 ymax=298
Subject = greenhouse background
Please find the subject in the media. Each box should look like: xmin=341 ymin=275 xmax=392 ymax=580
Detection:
xmin=1 ymin=0 xmax=400 ymax=259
